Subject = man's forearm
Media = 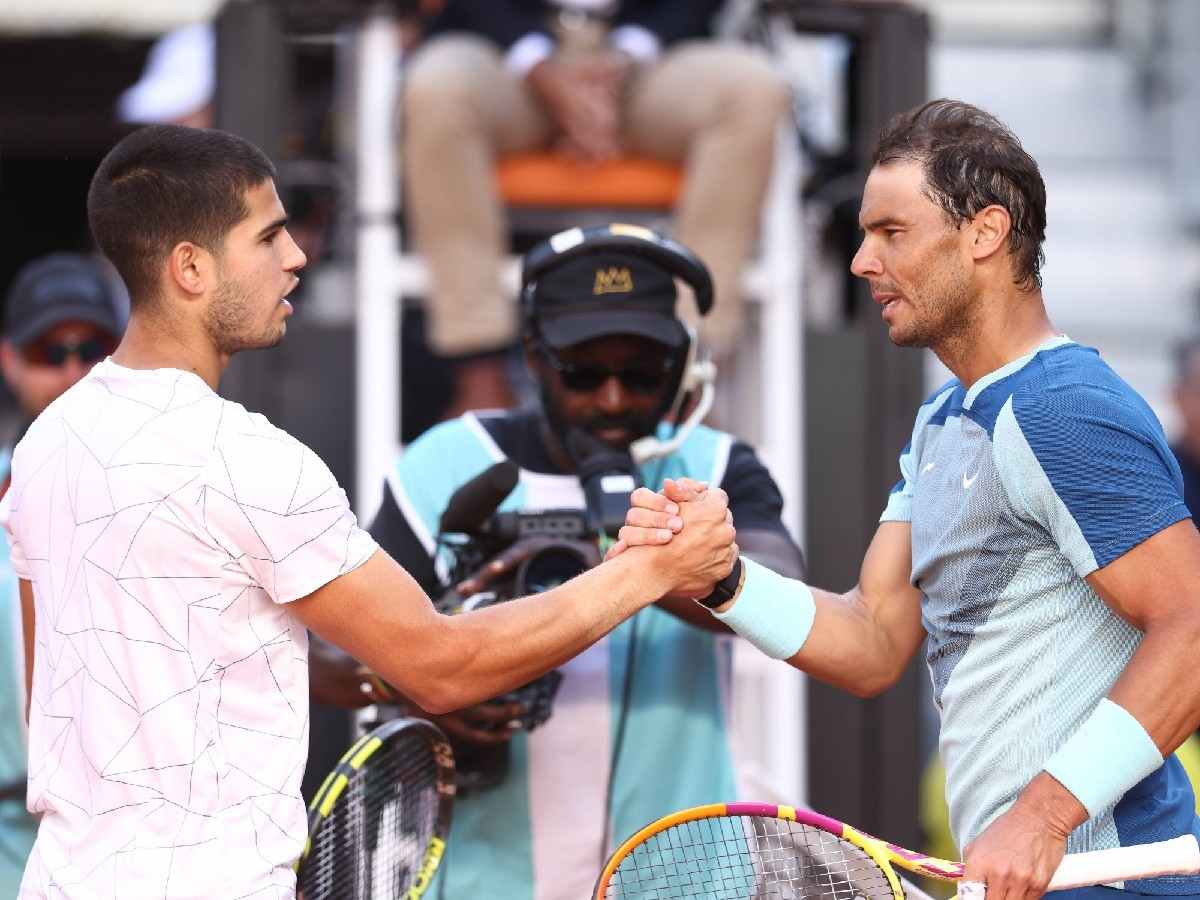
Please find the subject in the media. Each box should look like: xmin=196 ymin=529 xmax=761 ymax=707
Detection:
xmin=379 ymin=548 xmax=671 ymax=713
xmin=1107 ymin=614 xmax=1200 ymax=754
xmin=787 ymin=583 xmax=921 ymax=697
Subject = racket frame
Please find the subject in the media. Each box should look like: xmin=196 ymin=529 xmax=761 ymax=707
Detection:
xmin=596 ymin=801 xmax=1200 ymax=900
xmin=299 ymin=717 xmax=456 ymax=899
xmin=594 ymin=801 xmax=908 ymax=900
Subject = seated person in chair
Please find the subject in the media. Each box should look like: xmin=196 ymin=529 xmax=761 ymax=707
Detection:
xmin=312 ymin=225 xmax=805 ymax=899
xmin=403 ymin=0 xmax=791 ymax=416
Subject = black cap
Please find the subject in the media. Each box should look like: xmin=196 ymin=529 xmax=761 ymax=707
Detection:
xmin=529 ymin=252 xmax=687 ymax=350
xmin=5 ymin=253 xmax=125 ymax=346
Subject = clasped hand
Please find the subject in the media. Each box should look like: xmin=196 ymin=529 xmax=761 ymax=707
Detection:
xmin=607 ymin=477 xmax=737 ymax=598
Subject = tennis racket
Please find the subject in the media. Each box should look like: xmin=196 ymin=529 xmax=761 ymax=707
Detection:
xmin=297 ymin=717 xmax=456 ymax=900
xmin=593 ymin=802 xmax=1200 ymax=899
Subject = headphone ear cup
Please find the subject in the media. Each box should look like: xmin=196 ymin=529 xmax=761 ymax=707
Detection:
xmin=657 ymin=325 xmax=696 ymax=423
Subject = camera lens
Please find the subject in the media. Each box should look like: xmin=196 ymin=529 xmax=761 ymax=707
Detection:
xmin=514 ymin=545 xmax=590 ymax=595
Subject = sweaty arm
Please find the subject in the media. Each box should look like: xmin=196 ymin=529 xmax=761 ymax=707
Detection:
xmin=619 ymin=479 xmax=925 ymax=696
xmin=1090 ymin=518 xmax=1200 ymax=763
xmin=290 ymin=487 xmax=736 ymax=715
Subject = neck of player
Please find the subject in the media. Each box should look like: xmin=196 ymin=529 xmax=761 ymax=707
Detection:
xmin=110 ymin=315 xmax=228 ymax=392
xmin=935 ymin=286 xmax=1058 ymax=390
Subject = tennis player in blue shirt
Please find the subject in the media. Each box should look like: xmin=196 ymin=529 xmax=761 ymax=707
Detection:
xmin=616 ymin=98 xmax=1200 ymax=900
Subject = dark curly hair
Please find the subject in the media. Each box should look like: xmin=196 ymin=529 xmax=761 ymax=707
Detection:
xmin=872 ymin=99 xmax=1047 ymax=290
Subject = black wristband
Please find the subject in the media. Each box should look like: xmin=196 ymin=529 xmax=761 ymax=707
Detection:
xmin=696 ymin=556 xmax=744 ymax=610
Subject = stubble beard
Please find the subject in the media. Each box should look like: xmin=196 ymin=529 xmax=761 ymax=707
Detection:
xmin=888 ymin=261 xmax=977 ymax=361
xmin=206 ymin=278 xmax=284 ymax=355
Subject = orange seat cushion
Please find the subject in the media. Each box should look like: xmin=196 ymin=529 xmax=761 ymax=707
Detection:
xmin=496 ymin=152 xmax=683 ymax=208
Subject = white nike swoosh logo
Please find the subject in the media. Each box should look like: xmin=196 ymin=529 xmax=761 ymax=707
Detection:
xmin=922 ymin=462 xmax=936 ymax=474
xmin=962 ymin=473 xmax=978 ymax=489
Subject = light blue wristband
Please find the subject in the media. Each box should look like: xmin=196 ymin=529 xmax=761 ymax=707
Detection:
xmin=1043 ymin=697 xmax=1163 ymax=818
xmin=711 ymin=558 xmax=815 ymax=660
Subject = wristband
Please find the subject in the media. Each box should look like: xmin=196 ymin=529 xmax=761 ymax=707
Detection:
xmin=711 ymin=558 xmax=815 ymax=660
xmin=696 ymin=557 xmax=745 ymax=609
xmin=1042 ymin=697 xmax=1162 ymax=818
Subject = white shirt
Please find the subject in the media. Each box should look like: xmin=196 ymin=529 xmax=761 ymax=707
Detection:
xmin=3 ymin=360 xmax=377 ymax=899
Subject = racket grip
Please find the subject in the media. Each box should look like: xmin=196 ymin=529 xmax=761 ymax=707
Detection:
xmin=1047 ymin=834 xmax=1200 ymax=890
xmin=955 ymin=881 xmax=985 ymax=900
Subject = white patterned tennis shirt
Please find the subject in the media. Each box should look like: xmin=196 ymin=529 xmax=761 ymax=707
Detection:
xmin=2 ymin=359 xmax=377 ymax=899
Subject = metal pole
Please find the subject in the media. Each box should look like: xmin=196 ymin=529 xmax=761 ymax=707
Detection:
xmin=354 ymin=10 xmax=401 ymax=521
xmin=758 ymin=122 xmax=807 ymax=806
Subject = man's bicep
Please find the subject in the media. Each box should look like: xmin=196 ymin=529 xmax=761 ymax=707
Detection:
xmin=289 ymin=550 xmax=445 ymax=704
xmin=1085 ymin=518 xmax=1200 ymax=629
xmin=856 ymin=521 xmax=924 ymax=651
xmin=796 ymin=522 xmax=923 ymax=695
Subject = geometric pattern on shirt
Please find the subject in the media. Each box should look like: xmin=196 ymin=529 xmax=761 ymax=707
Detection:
xmin=7 ymin=360 xmax=375 ymax=899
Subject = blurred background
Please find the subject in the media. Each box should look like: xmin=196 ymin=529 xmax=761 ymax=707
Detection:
xmin=3 ymin=0 xmax=1199 ymax=871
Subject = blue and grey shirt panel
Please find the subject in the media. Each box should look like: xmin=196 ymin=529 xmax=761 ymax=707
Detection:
xmin=882 ymin=340 xmax=1196 ymax=884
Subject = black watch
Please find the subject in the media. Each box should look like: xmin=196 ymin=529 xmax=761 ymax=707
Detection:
xmin=696 ymin=557 xmax=744 ymax=610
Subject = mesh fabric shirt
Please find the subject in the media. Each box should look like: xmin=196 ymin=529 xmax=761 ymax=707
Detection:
xmin=881 ymin=337 xmax=1200 ymax=893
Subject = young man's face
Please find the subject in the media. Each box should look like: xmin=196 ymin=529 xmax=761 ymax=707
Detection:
xmin=531 ymin=333 xmax=676 ymax=451
xmin=205 ymin=179 xmax=306 ymax=354
xmin=0 ymin=321 xmax=119 ymax=418
xmin=851 ymin=160 xmax=976 ymax=349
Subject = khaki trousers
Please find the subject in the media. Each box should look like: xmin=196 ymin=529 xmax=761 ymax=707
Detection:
xmin=402 ymin=33 xmax=790 ymax=359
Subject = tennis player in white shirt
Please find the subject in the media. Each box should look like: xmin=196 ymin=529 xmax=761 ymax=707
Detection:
xmin=1 ymin=123 xmax=737 ymax=900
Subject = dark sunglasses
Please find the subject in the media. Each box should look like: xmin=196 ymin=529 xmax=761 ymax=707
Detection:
xmin=21 ymin=335 xmax=116 ymax=368
xmin=538 ymin=343 xmax=675 ymax=394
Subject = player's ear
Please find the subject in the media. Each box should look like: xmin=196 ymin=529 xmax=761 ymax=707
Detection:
xmin=166 ymin=241 xmax=213 ymax=300
xmin=969 ymin=205 xmax=1011 ymax=264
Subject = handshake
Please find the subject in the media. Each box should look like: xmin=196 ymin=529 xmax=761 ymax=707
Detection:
xmin=606 ymin=477 xmax=738 ymax=601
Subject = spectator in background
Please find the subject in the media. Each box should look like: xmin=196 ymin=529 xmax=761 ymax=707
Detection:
xmin=116 ymin=22 xmax=215 ymax=128
xmin=1171 ymin=336 xmax=1200 ymax=524
xmin=0 ymin=253 xmax=124 ymax=896
xmin=404 ymin=0 xmax=791 ymax=416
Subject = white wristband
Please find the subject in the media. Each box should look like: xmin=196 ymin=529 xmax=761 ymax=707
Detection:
xmin=712 ymin=558 xmax=815 ymax=660
xmin=1043 ymin=697 xmax=1163 ymax=818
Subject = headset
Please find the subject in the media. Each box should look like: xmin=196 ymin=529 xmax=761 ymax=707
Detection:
xmin=520 ymin=223 xmax=718 ymax=464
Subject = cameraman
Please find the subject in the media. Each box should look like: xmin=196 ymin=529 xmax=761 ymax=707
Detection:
xmin=330 ymin=225 xmax=805 ymax=898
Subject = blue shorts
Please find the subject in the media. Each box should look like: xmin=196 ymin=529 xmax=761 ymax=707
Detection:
xmin=1049 ymin=888 xmax=1200 ymax=900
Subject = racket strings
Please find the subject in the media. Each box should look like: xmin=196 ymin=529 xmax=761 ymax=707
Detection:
xmin=300 ymin=731 xmax=442 ymax=899
xmin=605 ymin=817 xmax=896 ymax=900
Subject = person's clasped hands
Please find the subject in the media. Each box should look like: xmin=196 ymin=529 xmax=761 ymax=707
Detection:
xmin=607 ymin=477 xmax=738 ymax=599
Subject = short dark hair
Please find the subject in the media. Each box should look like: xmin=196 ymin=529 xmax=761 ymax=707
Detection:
xmin=872 ymin=99 xmax=1047 ymax=290
xmin=87 ymin=125 xmax=276 ymax=305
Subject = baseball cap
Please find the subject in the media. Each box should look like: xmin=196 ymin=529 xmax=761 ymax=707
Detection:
xmin=528 ymin=252 xmax=688 ymax=350
xmin=5 ymin=254 xmax=126 ymax=346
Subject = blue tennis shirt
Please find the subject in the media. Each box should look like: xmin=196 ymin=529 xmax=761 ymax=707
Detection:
xmin=882 ymin=336 xmax=1200 ymax=893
